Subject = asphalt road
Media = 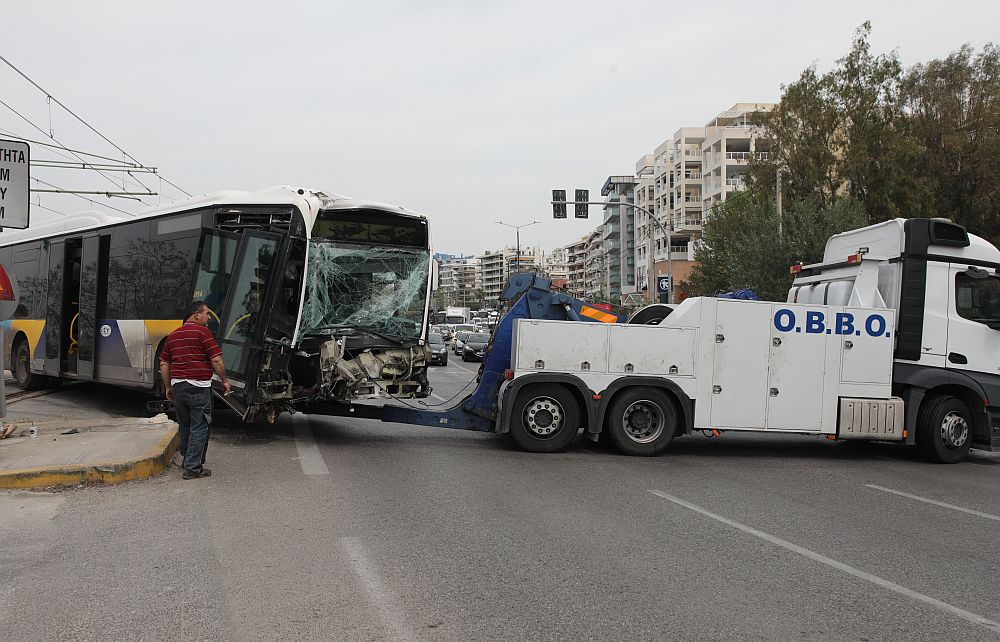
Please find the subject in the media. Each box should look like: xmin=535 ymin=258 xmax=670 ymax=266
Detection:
xmin=2 ymin=355 xmax=1000 ymax=641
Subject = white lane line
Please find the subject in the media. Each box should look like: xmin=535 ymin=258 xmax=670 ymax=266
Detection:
xmin=292 ymin=417 xmax=329 ymax=475
xmin=340 ymin=537 xmax=412 ymax=641
xmin=449 ymin=361 xmax=476 ymax=374
xmin=866 ymin=484 xmax=1000 ymax=522
xmin=649 ymin=490 xmax=1000 ymax=632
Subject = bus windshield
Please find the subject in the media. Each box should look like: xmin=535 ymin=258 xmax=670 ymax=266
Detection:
xmin=299 ymin=243 xmax=429 ymax=341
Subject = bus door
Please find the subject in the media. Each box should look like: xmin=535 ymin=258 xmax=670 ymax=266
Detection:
xmin=75 ymin=235 xmax=109 ymax=380
xmin=191 ymin=228 xmax=283 ymax=417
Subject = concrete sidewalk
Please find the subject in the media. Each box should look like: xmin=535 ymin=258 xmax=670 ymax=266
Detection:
xmin=0 ymin=414 xmax=178 ymax=489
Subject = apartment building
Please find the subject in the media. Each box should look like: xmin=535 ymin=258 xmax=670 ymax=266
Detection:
xmin=478 ymin=246 xmax=544 ymax=304
xmin=437 ymin=256 xmax=482 ymax=307
xmin=563 ymin=235 xmax=589 ymax=298
xmin=633 ymin=154 xmax=655 ymax=301
xmin=701 ymin=103 xmax=774 ymax=218
xmin=600 ymin=175 xmax=638 ymax=303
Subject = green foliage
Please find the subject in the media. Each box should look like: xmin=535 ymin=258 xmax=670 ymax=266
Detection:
xmin=684 ymin=192 xmax=866 ymax=302
xmin=903 ymin=44 xmax=1000 ymax=247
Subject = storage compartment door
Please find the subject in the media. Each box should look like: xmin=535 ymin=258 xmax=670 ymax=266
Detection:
xmin=709 ymin=300 xmax=771 ymax=429
xmin=766 ymin=304 xmax=827 ymax=430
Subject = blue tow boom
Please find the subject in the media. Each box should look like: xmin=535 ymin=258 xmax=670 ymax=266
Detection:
xmin=381 ymin=273 xmax=623 ymax=432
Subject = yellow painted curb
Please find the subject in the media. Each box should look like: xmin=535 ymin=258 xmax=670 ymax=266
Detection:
xmin=0 ymin=428 xmax=179 ymax=490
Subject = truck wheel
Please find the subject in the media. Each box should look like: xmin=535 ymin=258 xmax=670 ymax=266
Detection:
xmin=508 ymin=384 xmax=580 ymax=453
xmin=11 ymin=336 xmax=46 ymax=390
xmin=605 ymin=387 xmax=677 ymax=456
xmin=917 ymin=396 xmax=972 ymax=463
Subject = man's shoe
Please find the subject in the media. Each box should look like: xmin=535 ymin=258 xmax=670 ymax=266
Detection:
xmin=181 ymin=468 xmax=212 ymax=480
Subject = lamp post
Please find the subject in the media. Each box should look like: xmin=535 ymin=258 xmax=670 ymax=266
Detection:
xmin=495 ymin=220 xmax=539 ymax=276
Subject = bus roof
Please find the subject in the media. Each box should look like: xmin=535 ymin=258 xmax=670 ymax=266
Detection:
xmin=0 ymin=185 xmax=427 ymax=246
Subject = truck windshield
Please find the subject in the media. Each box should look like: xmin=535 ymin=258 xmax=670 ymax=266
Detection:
xmin=299 ymin=243 xmax=429 ymax=341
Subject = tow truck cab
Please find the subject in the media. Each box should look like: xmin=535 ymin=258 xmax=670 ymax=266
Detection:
xmin=790 ymin=218 xmax=1000 ymax=453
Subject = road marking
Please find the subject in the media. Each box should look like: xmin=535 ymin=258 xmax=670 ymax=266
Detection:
xmin=449 ymin=361 xmax=476 ymax=374
xmin=292 ymin=417 xmax=329 ymax=475
xmin=340 ymin=537 xmax=411 ymax=641
xmin=865 ymin=484 xmax=1000 ymax=522
xmin=648 ymin=490 xmax=1000 ymax=632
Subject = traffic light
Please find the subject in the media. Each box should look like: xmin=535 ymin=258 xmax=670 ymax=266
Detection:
xmin=552 ymin=190 xmax=567 ymax=218
xmin=575 ymin=189 xmax=589 ymax=218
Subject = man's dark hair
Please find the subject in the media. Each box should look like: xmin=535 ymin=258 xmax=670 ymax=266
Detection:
xmin=188 ymin=300 xmax=208 ymax=319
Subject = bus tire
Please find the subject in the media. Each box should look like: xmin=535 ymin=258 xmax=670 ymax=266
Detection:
xmin=12 ymin=336 xmax=46 ymax=390
xmin=605 ymin=387 xmax=677 ymax=456
xmin=917 ymin=395 xmax=972 ymax=464
xmin=508 ymin=384 xmax=580 ymax=453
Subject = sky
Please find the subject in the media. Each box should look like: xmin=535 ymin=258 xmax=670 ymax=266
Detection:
xmin=2 ymin=1 xmax=997 ymax=256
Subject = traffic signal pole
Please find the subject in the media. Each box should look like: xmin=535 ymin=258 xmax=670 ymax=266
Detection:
xmin=551 ymin=197 xmax=674 ymax=304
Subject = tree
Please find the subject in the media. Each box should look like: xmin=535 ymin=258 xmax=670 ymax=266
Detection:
xmin=683 ymin=192 xmax=866 ymax=302
xmin=903 ymin=44 xmax=1000 ymax=246
xmin=750 ymin=22 xmax=932 ymax=223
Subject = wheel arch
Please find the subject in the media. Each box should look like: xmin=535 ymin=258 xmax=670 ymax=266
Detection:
xmin=596 ymin=377 xmax=694 ymax=437
xmin=894 ymin=365 xmax=989 ymax=446
xmin=498 ymin=373 xmax=596 ymax=434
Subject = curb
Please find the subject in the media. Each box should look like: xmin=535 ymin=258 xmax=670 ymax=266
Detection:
xmin=0 ymin=428 xmax=178 ymax=490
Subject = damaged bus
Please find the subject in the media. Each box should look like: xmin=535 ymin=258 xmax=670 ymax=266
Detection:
xmin=0 ymin=186 xmax=434 ymax=421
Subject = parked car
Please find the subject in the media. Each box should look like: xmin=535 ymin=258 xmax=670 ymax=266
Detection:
xmin=462 ymin=332 xmax=491 ymax=362
xmin=427 ymin=332 xmax=448 ymax=366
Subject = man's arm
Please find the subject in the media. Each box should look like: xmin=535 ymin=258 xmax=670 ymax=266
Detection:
xmin=210 ymin=355 xmax=232 ymax=396
xmin=159 ymin=360 xmax=172 ymax=401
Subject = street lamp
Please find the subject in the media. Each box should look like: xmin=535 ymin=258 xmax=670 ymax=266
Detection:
xmin=495 ymin=220 xmax=540 ymax=275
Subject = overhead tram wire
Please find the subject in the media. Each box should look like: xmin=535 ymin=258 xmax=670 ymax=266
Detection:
xmin=0 ymin=130 xmax=150 ymax=167
xmin=0 ymin=97 xmax=150 ymax=204
xmin=31 ymin=177 xmax=136 ymax=217
xmin=0 ymin=54 xmax=191 ymax=198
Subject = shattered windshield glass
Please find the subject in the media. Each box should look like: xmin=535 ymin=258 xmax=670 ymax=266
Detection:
xmin=299 ymin=243 xmax=429 ymax=341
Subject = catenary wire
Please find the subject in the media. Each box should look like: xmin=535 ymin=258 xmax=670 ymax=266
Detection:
xmin=0 ymin=54 xmax=191 ymax=197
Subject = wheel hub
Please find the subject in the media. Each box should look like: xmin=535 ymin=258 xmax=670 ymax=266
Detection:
xmin=622 ymin=401 xmax=664 ymax=444
xmin=940 ymin=412 xmax=969 ymax=449
xmin=524 ymin=397 xmax=563 ymax=438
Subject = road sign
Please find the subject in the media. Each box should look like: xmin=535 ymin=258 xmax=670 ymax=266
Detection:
xmin=574 ymin=189 xmax=588 ymax=218
xmin=552 ymin=189 xmax=566 ymax=219
xmin=0 ymin=139 xmax=30 ymax=230
xmin=657 ymin=276 xmax=671 ymax=293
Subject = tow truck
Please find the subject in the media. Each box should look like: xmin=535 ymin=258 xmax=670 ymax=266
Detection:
xmin=312 ymin=217 xmax=1000 ymax=463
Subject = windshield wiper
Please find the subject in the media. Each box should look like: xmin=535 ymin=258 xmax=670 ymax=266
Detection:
xmin=303 ymin=323 xmax=407 ymax=344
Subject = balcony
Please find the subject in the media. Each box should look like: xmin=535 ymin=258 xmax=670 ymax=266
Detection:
xmin=726 ymin=177 xmax=746 ymax=187
xmin=725 ymin=151 xmax=751 ymax=161
xmin=673 ymin=217 xmax=702 ymax=232
xmin=754 ymin=151 xmax=771 ymax=160
xmin=683 ymin=172 xmax=702 ymax=181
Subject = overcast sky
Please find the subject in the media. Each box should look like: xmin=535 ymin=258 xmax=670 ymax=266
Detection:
xmin=2 ymin=1 xmax=996 ymax=255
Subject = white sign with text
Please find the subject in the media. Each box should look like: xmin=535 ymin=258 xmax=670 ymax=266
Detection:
xmin=0 ymin=139 xmax=30 ymax=230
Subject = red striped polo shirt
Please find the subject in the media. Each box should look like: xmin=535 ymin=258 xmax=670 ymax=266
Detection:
xmin=160 ymin=322 xmax=222 ymax=382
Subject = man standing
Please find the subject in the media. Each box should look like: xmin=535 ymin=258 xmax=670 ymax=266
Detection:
xmin=159 ymin=301 xmax=231 ymax=480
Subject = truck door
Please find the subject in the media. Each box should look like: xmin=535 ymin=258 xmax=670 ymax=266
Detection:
xmin=709 ymin=300 xmax=770 ymax=429
xmin=191 ymin=228 xmax=283 ymax=417
xmin=947 ymin=264 xmax=1000 ymax=377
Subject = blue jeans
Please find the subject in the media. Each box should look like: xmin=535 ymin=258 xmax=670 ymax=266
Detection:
xmin=173 ymin=382 xmax=213 ymax=475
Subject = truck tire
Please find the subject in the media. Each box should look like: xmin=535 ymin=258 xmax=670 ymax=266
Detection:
xmin=508 ymin=384 xmax=580 ymax=453
xmin=917 ymin=396 xmax=972 ymax=464
xmin=11 ymin=336 xmax=46 ymax=390
xmin=604 ymin=387 xmax=677 ymax=456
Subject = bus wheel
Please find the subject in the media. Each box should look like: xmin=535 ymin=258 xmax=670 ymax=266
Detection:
xmin=508 ymin=384 xmax=580 ymax=453
xmin=12 ymin=337 xmax=46 ymax=390
xmin=605 ymin=387 xmax=677 ymax=456
xmin=917 ymin=396 xmax=972 ymax=464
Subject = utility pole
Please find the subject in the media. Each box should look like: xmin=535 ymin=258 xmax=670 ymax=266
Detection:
xmin=495 ymin=220 xmax=539 ymax=276
xmin=776 ymin=167 xmax=783 ymax=239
